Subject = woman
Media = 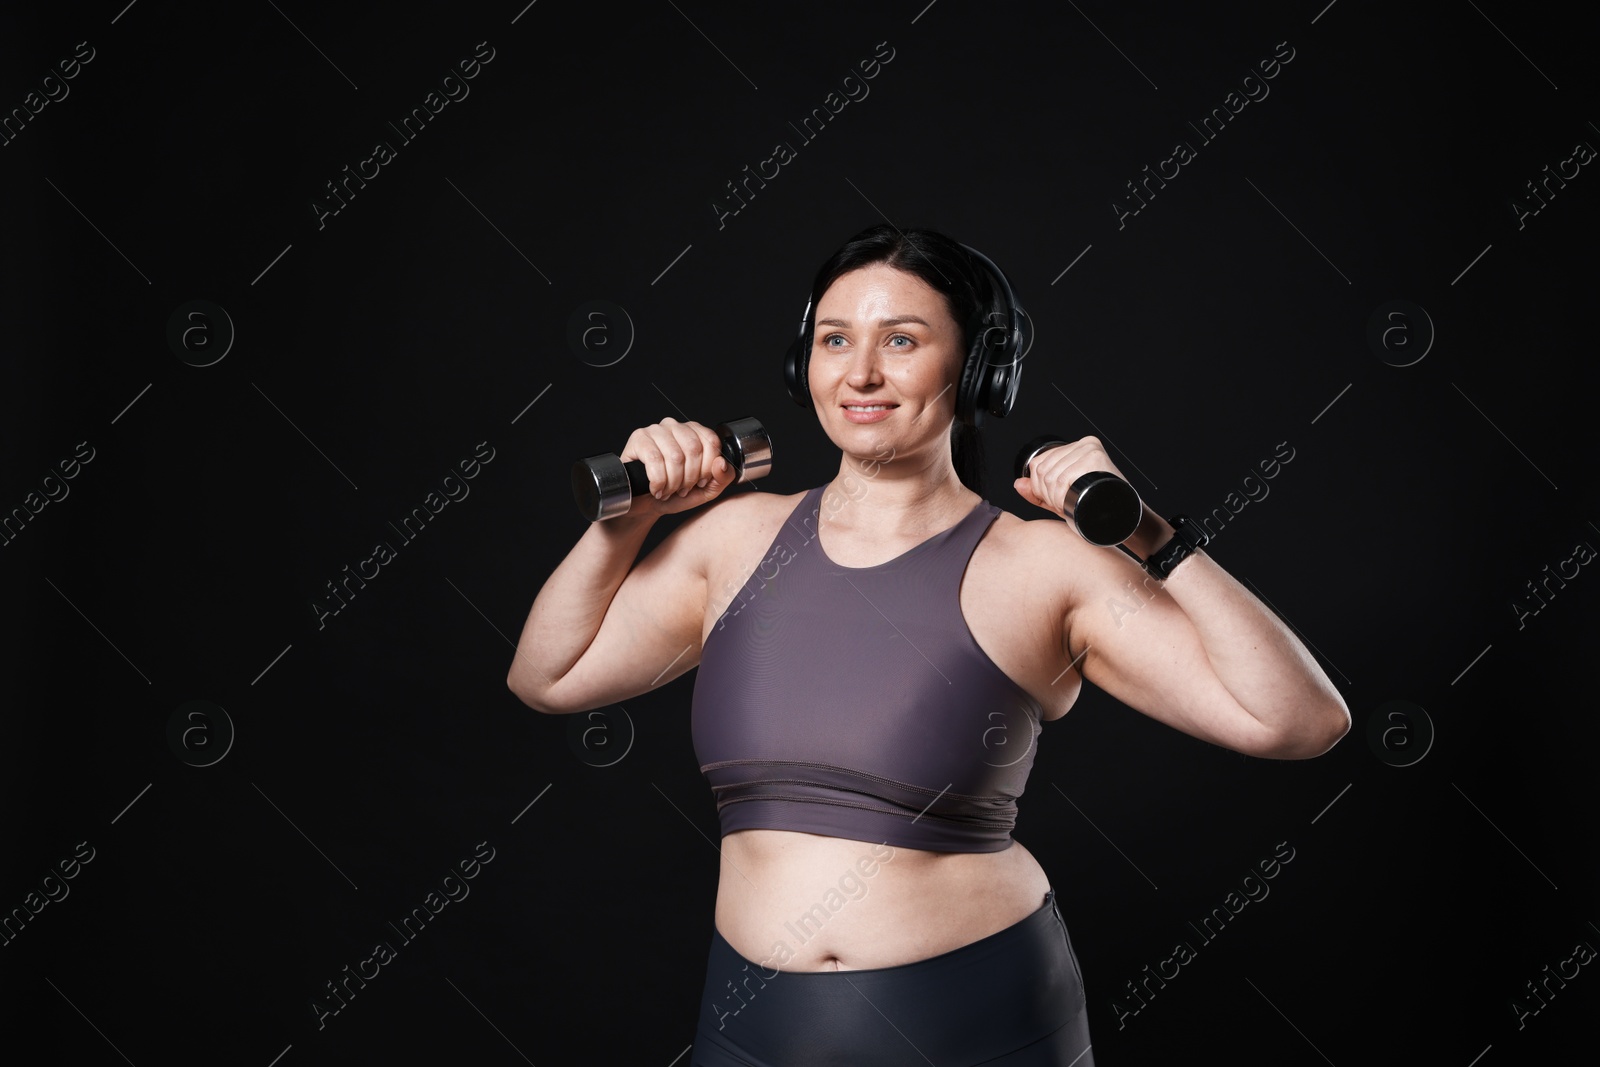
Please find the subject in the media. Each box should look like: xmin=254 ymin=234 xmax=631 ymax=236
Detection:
xmin=507 ymin=225 xmax=1350 ymax=1065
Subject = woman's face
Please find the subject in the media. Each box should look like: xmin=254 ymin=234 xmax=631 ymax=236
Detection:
xmin=808 ymin=262 xmax=965 ymax=462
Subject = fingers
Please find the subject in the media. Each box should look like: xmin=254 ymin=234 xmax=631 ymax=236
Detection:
xmin=621 ymin=417 xmax=683 ymax=499
xmin=1036 ymin=436 xmax=1102 ymax=471
xmin=620 ymin=418 xmax=729 ymax=505
xmin=1013 ymin=476 xmax=1045 ymax=513
xmin=1019 ymin=446 xmax=1069 ymax=513
xmin=687 ymin=422 xmax=723 ymax=494
xmin=692 ymin=423 xmax=728 ymax=491
xmin=1017 ymin=436 xmax=1120 ymax=519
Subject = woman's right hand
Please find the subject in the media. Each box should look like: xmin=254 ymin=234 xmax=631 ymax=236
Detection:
xmin=618 ymin=417 xmax=736 ymax=519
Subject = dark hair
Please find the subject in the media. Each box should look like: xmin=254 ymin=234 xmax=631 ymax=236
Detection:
xmin=804 ymin=224 xmax=995 ymax=497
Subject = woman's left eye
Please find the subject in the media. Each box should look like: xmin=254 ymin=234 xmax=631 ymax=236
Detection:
xmin=888 ymin=334 xmax=912 ymax=348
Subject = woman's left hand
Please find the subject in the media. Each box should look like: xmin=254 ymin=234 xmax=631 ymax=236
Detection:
xmin=1012 ymin=435 xmax=1130 ymax=530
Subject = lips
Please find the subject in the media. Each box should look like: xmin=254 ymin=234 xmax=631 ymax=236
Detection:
xmin=841 ymin=403 xmax=896 ymax=423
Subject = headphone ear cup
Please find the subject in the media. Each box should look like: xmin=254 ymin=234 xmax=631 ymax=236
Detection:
xmin=964 ymin=299 xmax=1010 ymax=424
xmin=985 ymin=302 xmax=1028 ymax=418
xmin=987 ymin=355 xmax=1022 ymax=418
xmin=957 ymin=242 xmax=1028 ymax=422
xmin=784 ymin=332 xmax=811 ymax=408
xmin=956 ymin=332 xmax=984 ymax=427
xmin=785 ymin=295 xmax=815 ymax=409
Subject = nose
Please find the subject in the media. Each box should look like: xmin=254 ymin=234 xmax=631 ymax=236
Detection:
xmin=844 ymin=345 xmax=885 ymax=388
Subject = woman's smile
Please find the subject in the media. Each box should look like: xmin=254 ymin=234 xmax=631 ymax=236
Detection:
xmin=842 ymin=403 xmax=897 ymax=423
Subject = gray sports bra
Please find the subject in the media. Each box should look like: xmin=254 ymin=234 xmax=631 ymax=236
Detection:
xmin=690 ymin=484 xmax=1045 ymax=853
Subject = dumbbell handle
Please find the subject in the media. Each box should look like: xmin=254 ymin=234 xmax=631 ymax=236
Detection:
xmin=1015 ymin=435 xmax=1143 ymax=547
xmin=572 ymin=416 xmax=773 ymax=522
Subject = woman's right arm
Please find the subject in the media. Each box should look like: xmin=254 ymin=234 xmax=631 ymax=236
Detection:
xmin=504 ymin=418 xmax=734 ymax=714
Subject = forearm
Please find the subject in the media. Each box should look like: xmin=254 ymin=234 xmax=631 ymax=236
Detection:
xmin=1127 ymin=513 xmax=1350 ymax=750
xmin=506 ymin=513 xmax=657 ymax=701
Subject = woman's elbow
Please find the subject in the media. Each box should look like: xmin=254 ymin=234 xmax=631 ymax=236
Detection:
xmin=506 ymin=669 xmax=557 ymax=713
xmin=1269 ymin=704 xmax=1351 ymax=759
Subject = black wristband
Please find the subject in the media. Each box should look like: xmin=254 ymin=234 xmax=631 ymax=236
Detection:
xmin=1141 ymin=514 xmax=1208 ymax=580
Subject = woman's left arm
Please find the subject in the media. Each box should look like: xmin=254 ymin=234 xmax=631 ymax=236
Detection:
xmin=1017 ymin=438 xmax=1351 ymax=760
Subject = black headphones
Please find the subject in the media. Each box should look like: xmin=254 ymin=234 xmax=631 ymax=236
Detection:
xmin=782 ymin=242 xmax=1032 ymax=427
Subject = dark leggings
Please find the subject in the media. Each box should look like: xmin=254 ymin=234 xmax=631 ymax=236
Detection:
xmin=691 ymin=888 xmax=1094 ymax=1066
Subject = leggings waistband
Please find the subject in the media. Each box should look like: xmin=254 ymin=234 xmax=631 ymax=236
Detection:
xmin=692 ymin=888 xmax=1093 ymax=1066
xmin=716 ymin=887 xmax=1062 ymax=978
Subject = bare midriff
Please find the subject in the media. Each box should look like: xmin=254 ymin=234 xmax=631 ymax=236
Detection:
xmin=713 ymin=827 xmax=1053 ymax=972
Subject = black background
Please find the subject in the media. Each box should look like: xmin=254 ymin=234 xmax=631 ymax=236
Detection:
xmin=4 ymin=1 xmax=1596 ymax=1063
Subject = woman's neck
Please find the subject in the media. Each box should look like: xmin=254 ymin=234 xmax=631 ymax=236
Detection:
xmin=822 ymin=454 xmax=975 ymax=538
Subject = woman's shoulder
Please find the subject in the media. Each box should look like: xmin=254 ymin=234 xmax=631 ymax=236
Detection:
xmin=691 ymin=485 xmax=814 ymax=553
xmin=723 ymin=484 xmax=815 ymax=523
xmin=980 ymin=499 xmax=1101 ymax=568
xmin=983 ymin=497 xmax=1046 ymax=538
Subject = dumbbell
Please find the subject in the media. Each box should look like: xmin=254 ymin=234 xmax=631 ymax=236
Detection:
xmin=1014 ymin=435 xmax=1143 ymax=547
xmin=572 ymin=416 xmax=774 ymax=522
